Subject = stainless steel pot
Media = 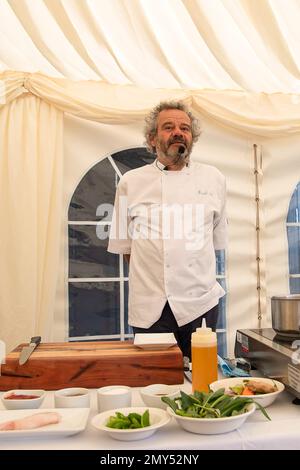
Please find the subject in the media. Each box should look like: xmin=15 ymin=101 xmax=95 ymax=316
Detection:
xmin=271 ymin=295 xmax=300 ymax=337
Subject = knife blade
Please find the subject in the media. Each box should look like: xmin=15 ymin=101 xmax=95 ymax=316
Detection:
xmin=183 ymin=355 xmax=192 ymax=383
xmin=19 ymin=336 xmax=41 ymax=365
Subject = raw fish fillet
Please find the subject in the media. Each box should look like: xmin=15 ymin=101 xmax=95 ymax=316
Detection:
xmin=0 ymin=412 xmax=61 ymax=431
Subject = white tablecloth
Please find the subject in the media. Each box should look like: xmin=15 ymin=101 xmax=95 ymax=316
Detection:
xmin=1 ymin=382 xmax=300 ymax=450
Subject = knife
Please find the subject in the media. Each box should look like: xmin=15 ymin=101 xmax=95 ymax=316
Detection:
xmin=19 ymin=336 xmax=41 ymax=365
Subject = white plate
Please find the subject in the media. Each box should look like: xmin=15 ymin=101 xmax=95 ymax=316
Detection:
xmin=209 ymin=377 xmax=285 ymax=408
xmin=134 ymin=333 xmax=177 ymax=350
xmin=92 ymin=407 xmax=170 ymax=441
xmin=0 ymin=408 xmax=90 ymax=439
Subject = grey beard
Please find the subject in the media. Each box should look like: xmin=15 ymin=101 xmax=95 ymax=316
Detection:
xmin=156 ymin=145 xmax=191 ymax=163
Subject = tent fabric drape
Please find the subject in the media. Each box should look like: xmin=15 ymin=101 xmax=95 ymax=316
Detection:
xmin=1 ymin=0 xmax=300 ymax=94
xmin=1 ymin=1 xmax=300 ymax=353
xmin=0 ymin=93 xmax=63 ymax=352
xmin=1 ymin=71 xmax=300 ymax=137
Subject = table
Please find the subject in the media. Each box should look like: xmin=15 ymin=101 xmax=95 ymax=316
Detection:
xmin=1 ymin=382 xmax=300 ymax=450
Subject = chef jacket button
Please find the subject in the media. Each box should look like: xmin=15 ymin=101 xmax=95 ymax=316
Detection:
xmin=166 ymin=264 xmax=170 ymax=268
xmin=188 ymin=263 xmax=193 ymax=267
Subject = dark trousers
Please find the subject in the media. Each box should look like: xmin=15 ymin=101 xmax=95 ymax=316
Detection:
xmin=132 ymin=302 xmax=219 ymax=360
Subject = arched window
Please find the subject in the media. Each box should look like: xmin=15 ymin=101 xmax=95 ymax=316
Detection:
xmin=68 ymin=148 xmax=154 ymax=341
xmin=287 ymin=182 xmax=300 ymax=293
xmin=68 ymin=148 xmax=227 ymax=356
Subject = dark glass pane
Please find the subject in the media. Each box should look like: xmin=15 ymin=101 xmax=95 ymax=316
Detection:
xmin=216 ymin=278 xmax=227 ymax=330
xmin=217 ymin=276 xmax=227 ymax=356
xmin=217 ymin=332 xmax=227 ymax=358
xmin=69 ymin=282 xmax=120 ymax=337
xmin=124 ymin=281 xmax=133 ymax=334
xmin=290 ymin=278 xmax=300 ymax=294
xmin=287 ymin=226 xmax=300 ymax=274
xmin=123 ymin=256 xmax=129 ymax=278
xmin=69 ymin=158 xmax=118 ymax=221
xmin=112 ymin=147 xmax=155 ymax=175
xmin=69 ymin=225 xmax=119 ymax=278
xmin=216 ymin=250 xmax=225 ymax=275
xmin=287 ymin=183 xmax=300 ymax=223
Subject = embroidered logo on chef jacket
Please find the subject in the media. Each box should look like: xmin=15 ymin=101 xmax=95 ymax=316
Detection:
xmin=198 ymin=189 xmax=215 ymax=197
xmin=197 ymin=188 xmax=221 ymax=225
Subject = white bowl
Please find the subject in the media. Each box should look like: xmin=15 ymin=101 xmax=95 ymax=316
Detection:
xmin=140 ymin=384 xmax=180 ymax=409
xmin=54 ymin=387 xmax=90 ymax=408
xmin=97 ymin=385 xmax=131 ymax=413
xmin=209 ymin=377 xmax=284 ymax=408
xmin=1 ymin=390 xmax=45 ymax=410
xmin=92 ymin=407 xmax=170 ymax=441
xmin=167 ymin=403 xmax=256 ymax=434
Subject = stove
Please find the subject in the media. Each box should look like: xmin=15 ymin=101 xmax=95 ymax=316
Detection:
xmin=234 ymin=328 xmax=300 ymax=399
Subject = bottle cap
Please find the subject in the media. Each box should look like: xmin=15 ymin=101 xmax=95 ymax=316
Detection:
xmin=192 ymin=317 xmax=217 ymax=346
xmin=196 ymin=318 xmax=212 ymax=335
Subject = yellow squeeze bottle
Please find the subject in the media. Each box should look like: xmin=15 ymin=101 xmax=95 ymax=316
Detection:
xmin=191 ymin=318 xmax=218 ymax=393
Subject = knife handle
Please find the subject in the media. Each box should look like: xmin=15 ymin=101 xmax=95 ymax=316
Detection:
xmin=183 ymin=356 xmax=190 ymax=371
xmin=30 ymin=336 xmax=41 ymax=345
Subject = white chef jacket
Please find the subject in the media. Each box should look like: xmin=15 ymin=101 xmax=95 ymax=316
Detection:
xmin=107 ymin=159 xmax=227 ymax=328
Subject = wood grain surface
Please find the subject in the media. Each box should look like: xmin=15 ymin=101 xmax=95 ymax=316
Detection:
xmin=0 ymin=341 xmax=184 ymax=390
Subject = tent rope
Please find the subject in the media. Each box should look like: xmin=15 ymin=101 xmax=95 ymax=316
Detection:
xmin=253 ymin=143 xmax=262 ymax=327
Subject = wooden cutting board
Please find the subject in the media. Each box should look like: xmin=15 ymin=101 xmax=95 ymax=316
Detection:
xmin=0 ymin=341 xmax=184 ymax=390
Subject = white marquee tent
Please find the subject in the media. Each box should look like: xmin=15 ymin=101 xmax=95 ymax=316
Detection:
xmin=1 ymin=0 xmax=300 ymax=354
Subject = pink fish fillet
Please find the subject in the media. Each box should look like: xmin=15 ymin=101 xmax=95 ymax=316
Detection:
xmin=0 ymin=412 xmax=61 ymax=431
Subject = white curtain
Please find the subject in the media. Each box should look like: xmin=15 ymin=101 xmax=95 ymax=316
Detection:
xmin=2 ymin=71 xmax=300 ymax=137
xmin=0 ymin=93 xmax=63 ymax=351
xmin=0 ymin=0 xmax=300 ymax=93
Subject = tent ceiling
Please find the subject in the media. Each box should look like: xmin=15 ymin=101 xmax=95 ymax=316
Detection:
xmin=1 ymin=0 xmax=300 ymax=93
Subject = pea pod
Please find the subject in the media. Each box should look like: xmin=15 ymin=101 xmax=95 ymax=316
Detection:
xmin=106 ymin=409 xmax=151 ymax=429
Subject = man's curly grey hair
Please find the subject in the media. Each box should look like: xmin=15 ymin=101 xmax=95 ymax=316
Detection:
xmin=144 ymin=101 xmax=202 ymax=154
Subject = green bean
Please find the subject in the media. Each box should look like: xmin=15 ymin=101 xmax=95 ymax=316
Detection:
xmin=162 ymin=389 xmax=270 ymax=420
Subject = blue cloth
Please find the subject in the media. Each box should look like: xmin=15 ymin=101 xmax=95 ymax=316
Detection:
xmin=218 ymin=355 xmax=250 ymax=377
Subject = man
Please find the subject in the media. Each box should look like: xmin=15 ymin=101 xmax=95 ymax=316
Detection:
xmin=108 ymin=101 xmax=227 ymax=359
